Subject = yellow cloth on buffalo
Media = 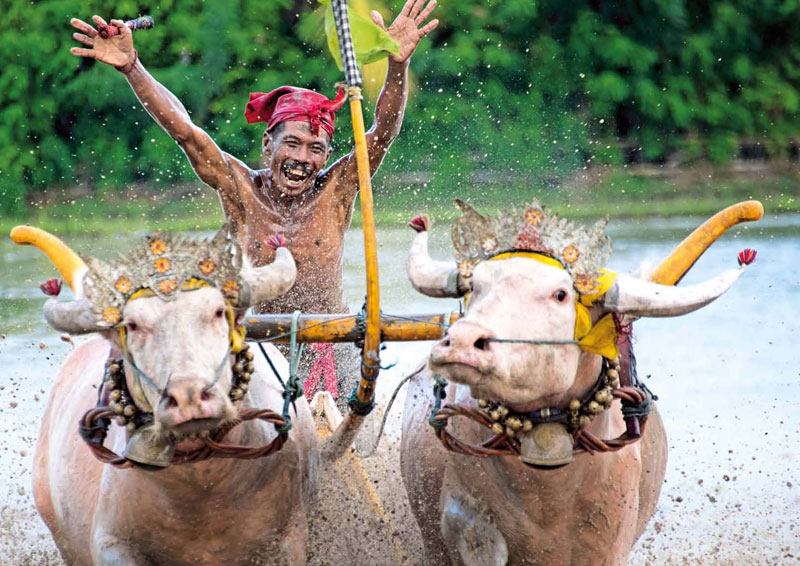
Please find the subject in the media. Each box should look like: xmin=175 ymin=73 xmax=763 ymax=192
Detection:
xmin=486 ymin=252 xmax=620 ymax=358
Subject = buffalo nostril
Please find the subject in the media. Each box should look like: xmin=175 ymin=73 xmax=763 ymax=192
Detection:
xmin=442 ymin=338 xmax=451 ymax=347
xmin=200 ymin=390 xmax=212 ymax=402
xmin=474 ymin=337 xmax=490 ymax=351
xmin=166 ymin=396 xmax=178 ymax=409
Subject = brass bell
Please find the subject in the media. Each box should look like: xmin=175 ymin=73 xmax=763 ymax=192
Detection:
xmin=497 ymin=406 xmax=509 ymax=418
xmin=587 ymin=401 xmax=602 ymax=414
xmin=117 ymin=416 xmax=127 ymax=426
xmin=578 ymin=415 xmax=592 ymax=428
xmin=477 ymin=399 xmax=488 ymax=408
xmin=489 ymin=410 xmax=501 ymax=421
xmin=568 ymin=399 xmax=581 ymax=412
xmin=233 ymin=362 xmax=244 ymax=373
xmin=522 ymin=419 xmax=533 ymax=432
xmin=239 ymin=382 xmax=249 ymax=393
xmin=110 ymin=390 xmax=122 ymax=402
xmin=244 ymin=350 xmax=254 ymax=361
xmin=126 ymin=422 xmax=136 ymax=433
xmin=519 ymin=423 xmax=574 ymax=467
xmin=245 ymin=362 xmax=255 ymax=373
xmin=113 ymin=403 xmax=124 ymax=415
xmin=606 ymin=368 xmax=619 ymax=380
xmin=240 ymin=372 xmax=252 ymax=382
xmin=231 ymin=388 xmax=243 ymax=400
xmin=123 ymin=425 xmax=176 ymax=468
xmin=491 ymin=423 xmax=504 ymax=435
xmin=123 ymin=404 xmax=136 ymax=417
xmin=505 ymin=417 xmax=522 ymax=431
xmin=109 ymin=363 xmax=121 ymax=374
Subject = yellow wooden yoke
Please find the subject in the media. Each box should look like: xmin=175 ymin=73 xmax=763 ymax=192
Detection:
xmin=484 ymin=251 xmax=620 ymax=359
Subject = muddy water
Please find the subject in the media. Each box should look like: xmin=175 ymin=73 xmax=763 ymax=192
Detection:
xmin=1 ymin=214 xmax=798 ymax=564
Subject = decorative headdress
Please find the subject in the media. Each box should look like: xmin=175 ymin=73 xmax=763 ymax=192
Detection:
xmin=81 ymin=228 xmax=244 ymax=327
xmin=450 ymin=199 xmax=612 ymax=297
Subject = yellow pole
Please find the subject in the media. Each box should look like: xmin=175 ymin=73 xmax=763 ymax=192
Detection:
xmin=348 ymin=88 xmax=382 ymax=412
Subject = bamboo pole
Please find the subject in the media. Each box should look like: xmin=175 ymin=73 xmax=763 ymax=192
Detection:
xmin=348 ymin=91 xmax=382 ymax=411
xmin=245 ymin=312 xmax=460 ymax=343
xmin=329 ymin=0 xmax=381 ymax=415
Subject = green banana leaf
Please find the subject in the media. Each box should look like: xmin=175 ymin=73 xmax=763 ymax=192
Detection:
xmin=318 ymin=0 xmax=399 ymax=71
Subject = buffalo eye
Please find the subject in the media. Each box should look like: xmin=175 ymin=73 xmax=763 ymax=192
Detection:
xmin=553 ymin=289 xmax=568 ymax=303
xmin=126 ymin=321 xmax=138 ymax=332
xmin=214 ymin=307 xmax=225 ymax=319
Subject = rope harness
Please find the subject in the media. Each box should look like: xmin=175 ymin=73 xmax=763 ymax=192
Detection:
xmin=427 ymin=316 xmax=656 ymax=465
xmin=78 ymin=305 xmax=296 ymax=470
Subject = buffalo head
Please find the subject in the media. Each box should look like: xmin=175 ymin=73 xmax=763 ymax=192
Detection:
xmin=406 ymin=208 xmax=750 ymax=409
xmin=11 ymin=225 xmax=296 ymax=452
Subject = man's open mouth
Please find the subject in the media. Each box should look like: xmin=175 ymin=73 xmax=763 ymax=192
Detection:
xmin=282 ymin=163 xmax=312 ymax=183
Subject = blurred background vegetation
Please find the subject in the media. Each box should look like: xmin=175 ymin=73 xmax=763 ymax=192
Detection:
xmin=1 ymin=0 xmax=799 ymax=228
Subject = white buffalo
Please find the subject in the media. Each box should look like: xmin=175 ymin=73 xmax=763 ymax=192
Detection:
xmin=400 ymin=208 xmax=753 ymax=566
xmin=13 ymin=226 xmax=317 ymax=566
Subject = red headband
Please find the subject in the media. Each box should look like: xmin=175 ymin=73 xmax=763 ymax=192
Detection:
xmin=245 ymin=86 xmax=346 ymax=140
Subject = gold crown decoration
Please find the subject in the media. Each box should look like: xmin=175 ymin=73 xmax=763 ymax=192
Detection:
xmin=450 ymin=199 xmax=612 ymax=295
xmin=81 ymin=227 xmax=244 ymax=326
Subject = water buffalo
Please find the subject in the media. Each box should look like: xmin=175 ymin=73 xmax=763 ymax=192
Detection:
xmin=12 ymin=226 xmax=318 ymax=566
xmin=400 ymin=205 xmax=754 ymax=565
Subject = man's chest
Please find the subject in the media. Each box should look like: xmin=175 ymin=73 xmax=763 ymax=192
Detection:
xmin=238 ymin=189 xmax=346 ymax=267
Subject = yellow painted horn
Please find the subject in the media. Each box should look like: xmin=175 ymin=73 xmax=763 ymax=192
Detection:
xmin=648 ymin=200 xmax=763 ymax=285
xmin=10 ymin=226 xmax=87 ymax=296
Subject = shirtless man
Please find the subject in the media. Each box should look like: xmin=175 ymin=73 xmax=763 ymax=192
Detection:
xmin=69 ymin=2 xmax=438 ymax=407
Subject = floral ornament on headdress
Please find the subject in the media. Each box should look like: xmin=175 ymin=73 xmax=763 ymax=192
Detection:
xmin=80 ymin=226 xmax=245 ymax=327
xmin=450 ymin=199 xmax=612 ymax=296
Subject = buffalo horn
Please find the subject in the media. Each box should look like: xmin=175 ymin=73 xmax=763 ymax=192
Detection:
xmin=238 ymin=247 xmax=297 ymax=307
xmin=407 ymin=230 xmax=465 ymax=298
xmin=43 ymin=298 xmax=106 ymax=334
xmin=10 ymin=226 xmax=88 ymax=297
xmin=603 ymin=268 xmax=745 ymax=317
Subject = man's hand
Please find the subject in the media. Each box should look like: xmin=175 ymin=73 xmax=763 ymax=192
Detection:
xmin=370 ymin=0 xmax=438 ymax=64
xmin=70 ymin=16 xmax=135 ymax=70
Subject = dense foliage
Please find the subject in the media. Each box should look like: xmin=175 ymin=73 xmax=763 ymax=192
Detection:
xmin=2 ymin=0 xmax=800 ymax=214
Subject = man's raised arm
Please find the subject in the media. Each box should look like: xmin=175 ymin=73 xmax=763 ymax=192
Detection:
xmin=338 ymin=0 xmax=438 ymax=188
xmin=69 ymin=16 xmax=240 ymax=200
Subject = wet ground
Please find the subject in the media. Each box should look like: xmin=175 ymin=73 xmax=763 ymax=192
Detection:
xmin=1 ymin=214 xmax=798 ymax=564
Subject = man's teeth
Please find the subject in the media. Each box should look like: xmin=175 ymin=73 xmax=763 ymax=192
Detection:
xmin=285 ymin=167 xmax=309 ymax=180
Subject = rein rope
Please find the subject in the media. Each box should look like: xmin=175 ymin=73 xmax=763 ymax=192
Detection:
xmin=428 ymin=322 xmax=655 ymax=464
xmin=78 ymin=308 xmax=296 ymax=471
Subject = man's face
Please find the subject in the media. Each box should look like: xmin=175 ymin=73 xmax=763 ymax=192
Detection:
xmin=264 ymin=121 xmax=332 ymax=197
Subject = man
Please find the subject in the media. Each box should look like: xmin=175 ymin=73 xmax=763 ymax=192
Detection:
xmin=69 ymin=2 xmax=438 ymax=408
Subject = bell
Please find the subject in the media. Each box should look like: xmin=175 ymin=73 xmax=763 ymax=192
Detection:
xmin=123 ymin=425 xmax=176 ymax=468
xmin=519 ymin=423 xmax=574 ymax=467
xmin=244 ymin=350 xmax=254 ymax=361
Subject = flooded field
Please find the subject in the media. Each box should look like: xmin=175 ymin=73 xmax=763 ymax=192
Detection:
xmin=1 ymin=214 xmax=798 ymax=564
